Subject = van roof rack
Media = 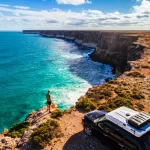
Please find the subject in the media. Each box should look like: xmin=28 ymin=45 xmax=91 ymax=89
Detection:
xmin=106 ymin=106 xmax=150 ymax=137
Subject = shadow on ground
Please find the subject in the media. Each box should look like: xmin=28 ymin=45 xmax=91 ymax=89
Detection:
xmin=63 ymin=131 xmax=111 ymax=150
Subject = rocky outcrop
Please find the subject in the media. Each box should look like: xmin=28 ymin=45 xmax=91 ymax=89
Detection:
xmin=23 ymin=30 xmax=145 ymax=76
xmin=0 ymin=134 xmax=19 ymax=150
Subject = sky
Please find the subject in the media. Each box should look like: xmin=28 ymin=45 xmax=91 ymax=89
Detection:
xmin=0 ymin=0 xmax=150 ymax=30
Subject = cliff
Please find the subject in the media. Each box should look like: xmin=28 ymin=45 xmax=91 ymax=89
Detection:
xmin=0 ymin=30 xmax=149 ymax=150
xmin=23 ymin=30 xmax=146 ymax=76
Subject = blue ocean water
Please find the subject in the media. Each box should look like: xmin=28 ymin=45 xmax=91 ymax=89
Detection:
xmin=0 ymin=32 xmax=114 ymax=132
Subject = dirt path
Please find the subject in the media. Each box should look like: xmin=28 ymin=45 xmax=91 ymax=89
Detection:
xmin=46 ymin=109 xmax=110 ymax=150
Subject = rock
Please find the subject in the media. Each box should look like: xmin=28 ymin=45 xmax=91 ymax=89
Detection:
xmin=64 ymin=36 xmax=75 ymax=40
xmin=55 ymin=35 xmax=65 ymax=38
xmin=1 ymin=139 xmax=6 ymax=144
xmin=0 ymin=136 xmax=18 ymax=150
xmin=2 ymin=129 xmax=8 ymax=135
xmin=82 ymin=42 xmax=97 ymax=48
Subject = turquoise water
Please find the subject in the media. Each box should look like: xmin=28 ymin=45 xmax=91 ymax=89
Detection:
xmin=0 ymin=32 xmax=114 ymax=132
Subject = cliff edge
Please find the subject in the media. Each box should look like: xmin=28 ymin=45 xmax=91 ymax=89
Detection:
xmin=0 ymin=31 xmax=150 ymax=150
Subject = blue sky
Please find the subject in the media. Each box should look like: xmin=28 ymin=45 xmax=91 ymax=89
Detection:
xmin=0 ymin=0 xmax=150 ymax=30
xmin=0 ymin=0 xmax=137 ymax=13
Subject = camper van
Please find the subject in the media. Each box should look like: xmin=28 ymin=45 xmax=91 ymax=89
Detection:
xmin=82 ymin=106 xmax=150 ymax=150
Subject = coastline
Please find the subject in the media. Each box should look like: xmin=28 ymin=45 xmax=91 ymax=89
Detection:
xmin=23 ymin=30 xmax=147 ymax=76
xmin=0 ymin=32 xmax=114 ymax=133
xmin=0 ymin=30 xmax=150 ymax=149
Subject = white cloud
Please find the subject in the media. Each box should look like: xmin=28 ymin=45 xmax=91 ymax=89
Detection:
xmin=0 ymin=4 xmax=10 ymax=7
xmin=56 ymin=0 xmax=92 ymax=5
xmin=0 ymin=0 xmax=149 ymax=30
xmin=0 ymin=12 xmax=3 ymax=16
xmin=13 ymin=6 xmax=30 ymax=10
xmin=133 ymin=0 xmax=150 ymax=13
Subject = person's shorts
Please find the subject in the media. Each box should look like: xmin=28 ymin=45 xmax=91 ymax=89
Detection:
xmin=47 ymin=101 xmax=51 ymax=105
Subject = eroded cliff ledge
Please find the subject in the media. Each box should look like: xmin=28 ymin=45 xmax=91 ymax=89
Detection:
xmin=23 ymin=30 xmax=147 ymax=76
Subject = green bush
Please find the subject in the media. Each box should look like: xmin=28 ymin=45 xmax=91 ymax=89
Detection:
xmin=114 ymin=87 xmax=131 ymax=99
xmin=132 ymin=92 xmax=145 ymax=100
xmin=127 ymin=72 xmax=145 ymax=78
xmin=76 ymin=98 xmax=97 ymax=111
xmin=136 ymin=103 xmax=145 ymax=111
xmin=98 ymin=97 xmax=133 ymax=112
xmin=102 ymin=89 xmax=112 ymax=97
xmin=114 ymin=87 xmax=122 ymax=95
xmin=51 ymin=109 xmax=64 ymax=118
xmin=7 ymin=122 xmax=30 ymax=138
xmin=31 ymin=120 xmax=62 ymax=148
xmin=108 ymin=79 xmax=118 ymax=84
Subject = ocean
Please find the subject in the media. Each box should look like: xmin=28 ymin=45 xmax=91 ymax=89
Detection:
xmin=0 ymin=32 xmax=114 ymax=132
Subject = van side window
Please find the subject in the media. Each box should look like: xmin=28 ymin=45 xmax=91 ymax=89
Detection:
xmin=102 ymin=121 xmax=138 ymax=150
xmin=98 ymin=122 xmax=124 ymax=142
xmin=98 ymin=122 xmax=109 ymax=133
xmin=104 ymin=122 xmax=125 ymax=142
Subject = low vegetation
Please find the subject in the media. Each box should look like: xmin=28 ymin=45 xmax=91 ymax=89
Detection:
xmin=136 ymin=103 xmax=145 ymax=111
xmin=77 ymin=75 xmax=146 ymax=112
xmin=76 ymin=98 xmax=97 ymax=111
xmin=7 ymin=122 xmax=30 ymax=138
xmin=31 ymin=119 xmax=62 ymax=148
xmin=86 ymin=84 xmax=114 ymax=101
xmin=101 ymin=89 xmax=112 ymax=97
xmin=98 ymin=97 xmax=133 ymax=112
xmin=126 ymin=71 xmax=145 ymax=78
xmin=141 ymin=65 xmax=150 ymax=68
xmin=51 ymin=109 xmax=65 ymax=118
xmin=132 ymin=91 xmax=145 ymax=100
xmin=108 ymin=79 xmax=119 ymax=84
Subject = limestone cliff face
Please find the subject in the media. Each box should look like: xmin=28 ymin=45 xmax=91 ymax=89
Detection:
xmin=23 ymin=30 xmax=144 ymax=76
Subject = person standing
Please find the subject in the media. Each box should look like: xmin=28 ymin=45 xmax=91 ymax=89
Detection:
xmin=46 ymin=90 xmax=52 ymax=113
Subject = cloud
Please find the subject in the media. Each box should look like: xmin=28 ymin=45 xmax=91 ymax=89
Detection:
xmin=47 ymin=20 xmax=59 ymax=23
xmin=0 ymin=4 xmax=10 ymax=7
xmin=13 ymin=6 xmax=30 ymax=10
xmin=133 ymin=0 xmax=150 ymax=14
xmin=0 ymin=12 xmax=3 ymax=16
xmin=136 ymin=14 xmax=149 ymax=18
xmin=0 ymin=0 xmax=150 ymax=30
xmin=56 ymin=0 xmax=92 ymax=5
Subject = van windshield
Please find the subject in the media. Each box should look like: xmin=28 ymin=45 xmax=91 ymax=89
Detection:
xmin=94 ymin=115 xmax=105 ymax=123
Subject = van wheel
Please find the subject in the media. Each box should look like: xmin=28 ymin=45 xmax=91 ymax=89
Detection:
xmin=84 ymin=125 xmax=92 ymax=136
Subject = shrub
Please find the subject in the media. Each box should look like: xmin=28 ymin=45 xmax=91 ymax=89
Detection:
xmin=120 ymin=81 xmax=128 ymax=86
xmin=31 ymin=120 xmax=62 ymax=148
xmin=114 ymin=87 xmax=131 ymax=99
xmin=76 ymin=98 xmax=97 ymax=111
xmin=136 ymin=103 xmax=145 ymax=111
xmin=102 ymin=89 xmax=112 ymax=97
xmin=98 ymin=97 xmax=133 ymax=112
xmin=141 ymin=65 xmax=150 ymax=69
xmin=132 ymin=92 xmax=145 ymax=100
xmin=108 ymin=79 xmax=118 ymax=84
xmin=7 ymin=122 xmax=30 ymax=138
xmin=114 ymin=87 xmax=122 ymax=95
xmin=51 ymin=109 xmax=64 ymax=118
xmin=127 ymin=72 xmax=145 ymax=78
